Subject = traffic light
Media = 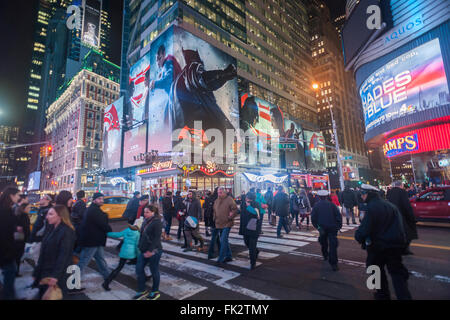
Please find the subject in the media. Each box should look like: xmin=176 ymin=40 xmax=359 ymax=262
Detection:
xmin=47 ymin=145 xmax=53 ymax=157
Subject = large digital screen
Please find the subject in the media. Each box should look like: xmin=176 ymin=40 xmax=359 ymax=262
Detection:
xmin=304 ymin=131 xmax=327 ymax=170
xmin=123 ymin=125 xmax=147 ymax=168
xmin=102 ymin=97 xmax=123 ymax=170
xmin=27 ymin=171 xmax=41 ymax=191
xmin=360 ymin=38 xmax=449 ymax=134
xmin=82 ymin=0 xmax=101 ymax=48
xmin=128 ymin=53 xmax=150 ymax=126
xmin=283 ymin=116 xmax=306 ymax=169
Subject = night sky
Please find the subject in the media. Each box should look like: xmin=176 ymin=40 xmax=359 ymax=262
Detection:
xmin=0 ymin=0 xmax=346 ymax=128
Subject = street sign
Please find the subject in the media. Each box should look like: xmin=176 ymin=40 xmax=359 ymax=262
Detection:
xmin=279 ymin=143 xmax=297 ymax=150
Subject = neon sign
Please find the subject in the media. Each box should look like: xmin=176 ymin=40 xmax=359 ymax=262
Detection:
xmin=383 ymin=134 xmax=419 ymax=157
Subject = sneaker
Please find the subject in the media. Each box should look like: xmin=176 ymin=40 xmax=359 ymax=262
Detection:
xmin=224 ymin=257 xmax=233 ymax=263
xmin=67 ymin=288 xmax=86 ymax=295
xmin=102 ymin=281 xmax=111 ymax=291
xmin=133 ymin=291 xmax=149 ymax=300
xmin=146 ymin=291 xmax=160 ymax=300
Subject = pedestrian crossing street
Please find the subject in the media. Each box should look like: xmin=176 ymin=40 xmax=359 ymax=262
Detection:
xmin=14 ymin=220 xmax=360 ymax=300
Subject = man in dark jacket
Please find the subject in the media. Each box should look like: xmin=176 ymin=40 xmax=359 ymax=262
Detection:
xmin=355 ymin=184 xmax=412 ymax=300
xmin=71 ymin=190 xmax=87 ymax=254
xmin=264 ymin=187 xmax=274 ymax=222
xmin=339 ymin=186 xmax=358 ymax=225
xmin=30 ymin=194 xmax=53 ymax=242
xmin=273 ymin=186 xmax=290 ymax=238
xmin=122 ymin=191 xmax=141 ymax=224
xmin=76 ymin=193 xmax=112 ymax=293
xmin=386 ymin=181 xmax=418 ymax=255
xmin=162 ymin=191 xmax=175 ymax=240
xmin=202 ymin=191 xmax=214 ymax=237
xmin=311 ymin=190 xmax=342 ymax=271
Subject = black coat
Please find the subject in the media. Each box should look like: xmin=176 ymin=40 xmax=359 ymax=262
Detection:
xmin=0 ymin=207 xmax=17 ymax=267
xmin=339 ymin=188 xmax=358 ymax=208
xmin=30 ymin=205 xmax=52 ymax=243
xmin=311 ymin=200 xmax=342 ymax=230
xmin=173 ymin=195 xmax=184 ymax=213
xmin=386 ymin=187 xmax=418 ymax=242
xmin=239 ymin=205 xmax=262 ymax=237
xmin=186 ymin=198 xmax=202 ymax=220
xmin=273 ymin=192 xmax=289 ymax=217
xmin=79 ymin=203 xmax=112 ymax=247
xmin=162 ymin=196 xmax=175 ymax=216
xmin=139 ymin=216 xmax=163 ymax=253
xmin=33 ymin=223 xmax=75 ymax=284
xmin=355 ymin=193 xmax=407 ymax=251
xmin=71 ymin=200 xmax=86 ymax=225
xmin=122 ymin=196 xmax=140 ymax=221
xmin=203 ymin=195 xmax=216 ymax=227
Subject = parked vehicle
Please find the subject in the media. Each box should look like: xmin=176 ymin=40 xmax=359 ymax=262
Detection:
xmin=410 ymin=186 xmax=450 ymax=222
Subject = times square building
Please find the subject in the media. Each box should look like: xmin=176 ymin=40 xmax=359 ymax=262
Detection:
xmin=343 ymin=0 xmax=450 ymax=185
xmin=99 ymin=0 xmax=332 ymax=197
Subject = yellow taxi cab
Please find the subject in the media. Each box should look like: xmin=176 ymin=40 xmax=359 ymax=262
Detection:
xmin=101 ymin=196 xmax=130 ymax=219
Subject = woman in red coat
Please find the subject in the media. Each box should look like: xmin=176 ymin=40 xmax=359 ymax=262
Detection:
xmin=330 ymin=191 xmax=340 ymax=207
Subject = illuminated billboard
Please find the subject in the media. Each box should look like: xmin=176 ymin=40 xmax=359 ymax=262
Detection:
xmin=102 ymin=97 xmax=123 ymax=170
xmin=283 ymin=116 xmax=306 ymax=169
xmin=128 ymin=53 xmax=150 ymax=126
xmin=382 ymin=121 xmax=450 ymax=158
xmin=123 ymin=125 xmax=147 ymax=168
xmin=360 ymin=38 xmax=449 ymax=135
xmin=82 ymin=0 xmax=101 ymax=48
xmin=304 ymin=131 xmax=327 ymax=170
xmin=27 ymin=171 xmax=41 ymax=191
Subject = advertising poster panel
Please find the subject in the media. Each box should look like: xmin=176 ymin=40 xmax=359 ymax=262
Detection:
xmin=128 ymin=53 xmax=151 ymax=125
xmin=123 ymin=125 xmax=147 ymax=168
xmin=304 ymin=130 xmax=327 ymax=170
xmin=283 ymin=116 xmax=306 ymax=169
xmin=102 ymin=97 xmax=123 ymax=170
xmin=360 ymin=38 xmax=449 ymax=134
xmin=27 ymin=171 xmax=41 ymax=191
xmin=240 ymin=93 xmax=284 ymax=165
xmin=82 ymin=0 xmax=101 ymax=48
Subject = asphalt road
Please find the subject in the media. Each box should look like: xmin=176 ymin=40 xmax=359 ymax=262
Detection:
xmin=8 ymin=217 xmax=450 ymax=300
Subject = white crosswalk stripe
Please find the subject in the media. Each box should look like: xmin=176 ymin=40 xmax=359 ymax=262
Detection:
xmin=13 ymin=218 xmax=358 ymax=300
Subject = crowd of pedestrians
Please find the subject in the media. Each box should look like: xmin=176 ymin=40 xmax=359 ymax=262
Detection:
xmin=0 ymin=178 xmax=419 ymax=300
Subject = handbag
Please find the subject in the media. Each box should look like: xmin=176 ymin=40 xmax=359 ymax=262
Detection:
xmin=246 ymin=218 xmax=258 ymax=231
xmin=40 ymin=278 xmax=63 ymax=300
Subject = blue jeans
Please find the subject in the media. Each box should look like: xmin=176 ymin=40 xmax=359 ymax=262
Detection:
xmin=136 ymin=249 xmax=162 ymax=293
xmin=217 ymin=227 xmax=232 ymax=263
xmin=163 ymin=213 xmax=172 ymax=235
xmin=77 ymin=247 xmax=110 ymax=280
xmin=1 ymin=261 xmax=17 ymax=300
xmin=277 ymin=216 xmax=289 ymax=236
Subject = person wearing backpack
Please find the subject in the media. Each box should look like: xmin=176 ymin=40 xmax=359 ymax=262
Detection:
xmin=183 ymin=216 xmax=205 ymax=252
xmin=298 ymin=189 xmax=312 ymax=230
xmin=239 ymin=192 xmax=261 ymax=270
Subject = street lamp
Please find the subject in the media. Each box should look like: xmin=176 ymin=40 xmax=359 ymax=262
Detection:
xmin=312 ymin=83 xmax=345 ymax=191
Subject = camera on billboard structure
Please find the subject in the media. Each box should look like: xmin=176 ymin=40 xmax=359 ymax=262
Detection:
xmin=360 ymin=38 xmax=449 ymax=134
xmin=102 ymin=97 xmax=123 ymax=170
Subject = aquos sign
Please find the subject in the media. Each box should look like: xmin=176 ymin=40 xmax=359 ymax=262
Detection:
xmin=384 ymin=13 xmax=423 ymax=44
xmin=383 ymin=134 xmax=419 ymax=158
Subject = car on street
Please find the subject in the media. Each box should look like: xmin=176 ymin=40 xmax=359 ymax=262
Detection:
xmin=100 ymin=196 xmax=130 ymax=219
xmin=410 ymin=186 xmax=450 ymax=222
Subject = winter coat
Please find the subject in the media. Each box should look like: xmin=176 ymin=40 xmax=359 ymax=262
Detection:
xmin=0 ymin=207 xmax=17 ymax=267
xmin=79 ymin=203 xmax=112 ymax=247
xmin=331 ymin=194 xmax=340 ymax=207
xmin=311 ymin=199 xmax=342 ymax=231
xmin=162 ymin=196 xmax=175 ymax=217
xmin=273 ymin=192 xmax=290 ymax=217
xmin=14 ymin=207 xmax=31 ymax=243
xmin=256 ymin=192 xmax=267 ymax=214
xmin=339 ymin=188 xmax=358 ymax=208
xmin=239 ymin=205 xmax=262 ymax=237
xmin=71 ymin=199 xmax=86 ymax=225
xmin=108 ymin=228 xmax=140 ymax=259
xmin=290 ymin=193 xmax=300 ymax=213
xmin=186 ymin=198 xmax=202 ymax=220
xmin=173 ymin=195 xmax=184 ymax=213
xmin=138 ymin=216 xmax=163 ymax=254
xmin=264 ymin=190 xmax=274 ymax=206
xmin=355 ymin=193 xmax=407 ymax=251
xmin=33 ymin=223 xmax=75 ymax=284
xmin=122 ymin=196 xmax=140 ymax=221
xmin=30 ymin=205 xmax=52 ymax=243
xmin=203 ymin=195 xmax=216 ymax=227
xmin=213 ymin=195 xmax=238 ymax=229
xmin=386 ymin=187 xmax=418 ymax=242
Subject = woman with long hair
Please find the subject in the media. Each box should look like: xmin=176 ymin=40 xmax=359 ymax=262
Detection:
xmin=0 ymin=187 xmax=21 ymax=300
xmin=134 ymin=204 xmax=163 ymax=300
xmin=14 ymin=202 xmax=32 ymax=276
xmin=32 ymin=204 xmax=76 ymax=299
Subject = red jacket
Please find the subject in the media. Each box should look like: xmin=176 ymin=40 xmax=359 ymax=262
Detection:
xmin=331 ymin=194 xmax=340 ymax=207
xmin=136 ymin=205 xmax=146 ymax=219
